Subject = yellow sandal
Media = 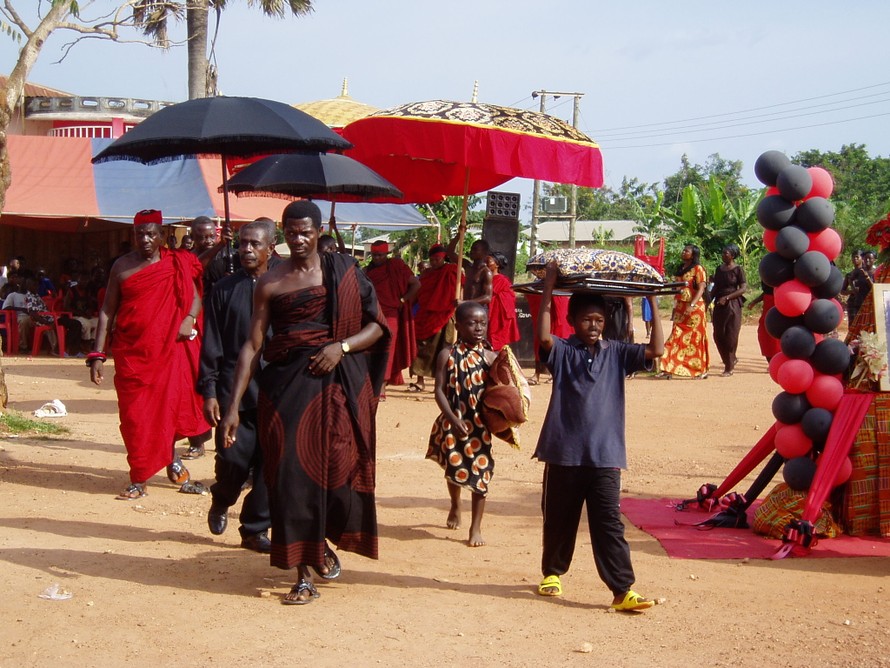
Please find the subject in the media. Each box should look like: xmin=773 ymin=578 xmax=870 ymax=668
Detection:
xmin=611 ymin=590 xmax=654 ymax=612
xmin=537 ymin=575 xmax=562 ymax=597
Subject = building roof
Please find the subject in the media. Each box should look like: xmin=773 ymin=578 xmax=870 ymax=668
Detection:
xmin=294 ymin=79 xmax=379 ymax=128
xmin=0 ymin=75 xmax=73 ymax=99
xmin=533 ymin=219 xmax=638 ymax=243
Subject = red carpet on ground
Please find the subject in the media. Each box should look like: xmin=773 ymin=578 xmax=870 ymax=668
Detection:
xmin=621 ymin=497 xmax=890 ymax=560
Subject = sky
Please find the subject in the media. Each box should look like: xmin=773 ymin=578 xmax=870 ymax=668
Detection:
xmin=3 ymin=1 xmax=890 ymax=225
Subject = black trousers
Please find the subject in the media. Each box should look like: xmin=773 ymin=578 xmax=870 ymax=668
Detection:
xmin=541 ymin=464 xmax=635 ymax=597
xmin=210 ymin=408 xmax=270 ymax=538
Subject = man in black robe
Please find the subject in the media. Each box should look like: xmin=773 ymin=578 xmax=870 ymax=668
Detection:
xmin=199 ymin=218 xmax=278 ymax=552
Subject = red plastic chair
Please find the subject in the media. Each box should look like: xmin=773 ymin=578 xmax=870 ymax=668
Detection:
xmin=31 ymin=312 xmax=66 ymax=357
xmin=0 ymin=310 xmax=19 ymax=355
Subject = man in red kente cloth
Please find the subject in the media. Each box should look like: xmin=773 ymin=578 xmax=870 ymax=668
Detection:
xmin=409 ymin=243 xmax=461 ymax=392
xmin=364 ymin=240 xmax=419 ymax=390
xmin=88 ymin=209 xmax=210 ymax=500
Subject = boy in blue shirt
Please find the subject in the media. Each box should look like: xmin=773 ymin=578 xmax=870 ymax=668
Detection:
xmin=534 ymin=261 xmax=664 ymax=611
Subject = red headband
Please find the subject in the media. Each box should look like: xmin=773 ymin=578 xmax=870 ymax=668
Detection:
xmin=370 ymin=241 xmax=389 ymax=252
xmin=134 ymin=209 xmax=163 ymax=225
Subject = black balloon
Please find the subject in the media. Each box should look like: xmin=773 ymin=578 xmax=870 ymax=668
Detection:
xmin=775 ymin=226 xmax=810 ymax=259
xmin=812 ymin=265 xmax=844 ymax=299
xmin=812 ymin=338 xmax=851 ymax=375
xmin=783 ymin=456 xmax=817 ymax=491
xmin=756 ymin=195 xmax=797 ymax=230
xmin=781 ymin=325 xmax=817 ymax=359
xmin=755 ymin=150 xmax=792 ymax=186
xmin=794 ymin=251 xmax=832 ymax=287
xmin=794 ymin=197 xmax=835 ymax=232
xmin=772 ymin=391 xmax=811 ymax=424
xmin=801 ymin=407 xmax=833 ymax=444
xmin=777 ymin=164 xmax=813 ymax=201
xmin=804 ymin=299 xmax=842 ymax=334
xmin=765 ymin=307 xmax=804 ymax=339
xmin=759 ymin=253 xmax=796 ymax=287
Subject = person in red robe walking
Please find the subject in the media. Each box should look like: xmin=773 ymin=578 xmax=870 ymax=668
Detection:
xmin=409 ymin=244 xmax=461 ymax=392
xmin=364 ymin=240 xmax=419 ymax=388
xmin=88 ymin=209 xmax=211 ymax=500
xmin=485 ymin=251 xmax=520 ymax=351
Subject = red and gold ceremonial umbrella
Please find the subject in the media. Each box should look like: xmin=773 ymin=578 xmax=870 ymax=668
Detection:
xmin=341 ymin=99 xmax=604 ymax=297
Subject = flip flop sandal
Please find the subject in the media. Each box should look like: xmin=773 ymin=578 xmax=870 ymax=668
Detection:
xmin=116 ymin=483 xmax=146 ymax=500
xmin=312 ymin=544 xmax=342 ymax=581
xmin=406 ymin=383 xmax=424 ymax=393
xmin=178 ymin=480 xmax=208 ymax=495
xmin=166 ymin=458 xmax=190 ymax=485
xmin=537 ymin=574 xmax=562 ymax=597
xmin=181 ymin=445 xmax=205 ymax=460
xmin=282 ymin=579 xmax=319 ymax=606
xmin=611 ymin=590 xmax=654 ymax=612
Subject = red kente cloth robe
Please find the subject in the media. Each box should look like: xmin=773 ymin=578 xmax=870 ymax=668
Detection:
xmin=113 ymin=249 xmax=210 ymax=483
xmin=366 ymin=258 xmax=417 ymax=384
xmin=488 ymin=273 xmax=520 ymax=351
xmin=413 ymin=263 xmax=460 ymax=340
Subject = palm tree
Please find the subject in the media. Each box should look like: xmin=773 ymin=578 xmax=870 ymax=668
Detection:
xmin=136 ymin=1 xmax=315 ymax=99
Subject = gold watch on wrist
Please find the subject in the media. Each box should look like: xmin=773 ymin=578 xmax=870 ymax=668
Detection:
xmin=339 ymin=340 xmax=351 ymax=354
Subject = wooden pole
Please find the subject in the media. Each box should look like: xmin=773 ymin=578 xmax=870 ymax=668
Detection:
xmin=454 ymin=167 xmax=471 ymax=302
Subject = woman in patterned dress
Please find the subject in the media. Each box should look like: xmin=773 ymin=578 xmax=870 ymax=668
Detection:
xmin=657 ymin=244 xmax=710 ymax=379
xmin=427 ymin=301 xmax=497 ymax=547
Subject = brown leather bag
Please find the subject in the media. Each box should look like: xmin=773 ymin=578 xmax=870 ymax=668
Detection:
xmin=480 ymin=346 xmax=529 ymax=448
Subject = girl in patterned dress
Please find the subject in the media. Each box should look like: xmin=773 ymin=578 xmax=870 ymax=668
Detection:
xmin=427 ymin=301 xmax=498 ymax=547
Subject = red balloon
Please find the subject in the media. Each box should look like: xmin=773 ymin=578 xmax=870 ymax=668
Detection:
xmin=768 ymin=351 xmax=788 ymax=383
xmin=778 ymin=358 xmax=815 ymax=393
xmin=807 ymin=228 xmax=842 ymax=261
xmin=763 ymin=229 xmax=778 ymax=252
xmin=806 ymin=167 xmax=834 ymax=200
xmin=806 ymin=373 xmax=844 ymax=410
xmin=813 ymin=333 xmax=825 ymax=344
xmin=775 ymin=423 xmax=813 ymax=458
xmin=774 ymin=279 xmax=814 ymax=317
xmin=765 ymin=185 xmax=781 ymax=197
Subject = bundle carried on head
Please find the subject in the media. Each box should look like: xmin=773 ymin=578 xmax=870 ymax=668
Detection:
xmin=516 ymin=247 xmax=684 ymax=297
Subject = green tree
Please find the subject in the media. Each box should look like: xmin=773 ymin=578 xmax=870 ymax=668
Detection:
xmin=662 ymin=153 xmax=745 ymax=205
xmin=792 ymin=144 xmax=890 ymax=256
xmin=386 ymin=196 xmax=483 ymax=271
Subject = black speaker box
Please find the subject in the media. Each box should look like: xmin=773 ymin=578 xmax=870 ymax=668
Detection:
xmin=482 ymin=216 xmax=520 ymax=282
xmin=486 ymin=191 xmax=521 ymax=220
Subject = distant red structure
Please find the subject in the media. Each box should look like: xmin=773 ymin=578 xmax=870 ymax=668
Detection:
xmin=634 ymin=235 xmax=665 ymax=276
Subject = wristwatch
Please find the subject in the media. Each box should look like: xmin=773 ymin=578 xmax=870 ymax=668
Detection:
xmin=340 ymin=340 xmax=351 ymax=354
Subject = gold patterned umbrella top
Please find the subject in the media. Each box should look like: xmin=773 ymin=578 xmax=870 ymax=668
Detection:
xmin=294 ymin=79 xmax=379 ymax=129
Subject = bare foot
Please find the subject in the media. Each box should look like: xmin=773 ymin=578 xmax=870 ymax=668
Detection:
xmin=446 ymin=506 xmax=461 ymax=530
xmin=468 ymin=530 xmax=485 ymax=547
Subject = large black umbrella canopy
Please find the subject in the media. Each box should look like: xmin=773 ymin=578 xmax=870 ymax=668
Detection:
xmin=91 ymin=96 xmax=352 ymax=242
xmin=91 ymin=96 xmax=352 ymax=165
xmin=224 ymin=152 xmax=402 ymax=201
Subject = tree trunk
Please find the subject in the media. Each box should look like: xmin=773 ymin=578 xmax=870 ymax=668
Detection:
xmin=187 ymin=0 xmax=210 ymax=100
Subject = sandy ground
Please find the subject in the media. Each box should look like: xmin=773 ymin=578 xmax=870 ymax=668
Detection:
xmin=0 ymin=321 xmax=888 ymax=668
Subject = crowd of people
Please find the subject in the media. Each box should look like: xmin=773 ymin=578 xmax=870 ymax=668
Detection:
xmin=6 ymin=206 xmax=868 ymax=611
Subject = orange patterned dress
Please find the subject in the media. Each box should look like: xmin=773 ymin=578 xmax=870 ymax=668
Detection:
xmin=426 ymin=341 xmax=494 ymax=496
xmin=660 ymin=263 xmax=710 ymax=378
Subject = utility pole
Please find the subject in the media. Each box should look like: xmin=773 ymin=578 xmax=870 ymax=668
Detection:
xmin=530 ymin=89 xmax=585 ymax=252
xmin=529 ymin=91 xmax=546 ymax=256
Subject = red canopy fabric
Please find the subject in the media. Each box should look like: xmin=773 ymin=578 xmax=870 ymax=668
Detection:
xmin=342 ymin=100 xmax=605 ymax=203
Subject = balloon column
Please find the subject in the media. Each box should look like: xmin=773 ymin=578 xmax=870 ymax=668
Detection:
xmin=680 ymin=151 xmax=857 ymax=553
xmin=754 ymin=150 xmax=850 ymax=492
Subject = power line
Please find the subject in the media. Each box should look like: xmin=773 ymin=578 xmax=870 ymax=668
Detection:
xmin=591 ymin=79 xmax=890 ymax=132
xmin=602 ymin=110 xmax=890 ymax=150
xmin=594 ymin=96 xmax=890 ymax=141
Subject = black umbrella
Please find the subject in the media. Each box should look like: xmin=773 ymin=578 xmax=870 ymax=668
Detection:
xmin=91 ymin=96 xmax=352 ymax=228
xmin=224 ymin=152 xmax=403 ymax=201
